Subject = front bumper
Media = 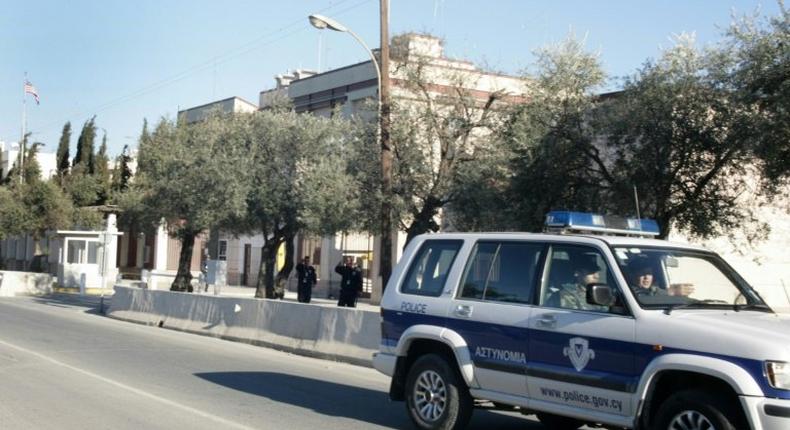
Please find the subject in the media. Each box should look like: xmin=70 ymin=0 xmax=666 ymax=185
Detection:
xmin=741 ymin=396 xmax=790 ymax=430
xmin=372 ymin=352 xmax=397 ymax=376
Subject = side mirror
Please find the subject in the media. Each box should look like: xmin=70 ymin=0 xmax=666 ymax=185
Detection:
xmin=586 ymin=283 xmax=615 ymax=306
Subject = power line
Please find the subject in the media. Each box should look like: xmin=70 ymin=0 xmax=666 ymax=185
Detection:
xmin=5 ymin=0 xmax=374 ymax=141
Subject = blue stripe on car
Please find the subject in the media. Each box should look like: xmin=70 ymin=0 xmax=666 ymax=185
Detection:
xmin=381 ymin=309 xmax=789 ymax=400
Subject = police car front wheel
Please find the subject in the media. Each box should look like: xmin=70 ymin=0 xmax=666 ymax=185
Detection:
xmin=652 ymin=389 xmax=743 ymax=430
xmin=405 ymin=354 xmax=473 ymax=430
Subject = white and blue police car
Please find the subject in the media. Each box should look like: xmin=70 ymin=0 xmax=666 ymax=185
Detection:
xmin=373 ymin=211 xmax=790 ymax=430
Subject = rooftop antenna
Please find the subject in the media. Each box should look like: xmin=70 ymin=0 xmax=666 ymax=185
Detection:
xmin=433 ymin=0 xmax=443 ymax=28
xmin=633 ymin=185 xmax=642 ymax=221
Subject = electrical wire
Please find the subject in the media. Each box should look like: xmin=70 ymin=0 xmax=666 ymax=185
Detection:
xmin=3 ymin=0 xmax=374 ymax=142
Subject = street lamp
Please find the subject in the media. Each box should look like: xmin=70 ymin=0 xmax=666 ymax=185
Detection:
xmin=308 ymin=11 xmax=394 ymax=297
xmin=308 ymin=14 xmax=382 ymax=112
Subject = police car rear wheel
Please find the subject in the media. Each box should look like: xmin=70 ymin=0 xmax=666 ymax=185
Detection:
xmin=405 ymin=354 xmax=473 ymax=430
xmin=652 ymin=389 xmax=740 ymax=430
xmin=535 ymin=412 xmax=585 ymax=430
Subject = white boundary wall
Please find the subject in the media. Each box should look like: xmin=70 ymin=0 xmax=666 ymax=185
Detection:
xmin=0 ymin=271 xmax=53 ymax=297
xmin=108 ymin=286 xmax=380 ymax=366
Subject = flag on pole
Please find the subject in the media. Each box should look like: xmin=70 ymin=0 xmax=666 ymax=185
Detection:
xmin=24 ymin=80 xmax=39 ymax=105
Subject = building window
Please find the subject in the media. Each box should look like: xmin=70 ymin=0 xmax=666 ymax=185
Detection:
xmin=87 ymin=242 xmax=99 ymax=264
xmin=218 ymin=240 xmax=228 ymax=261
xmin=67 ymin=239 xmax=100 ymax=264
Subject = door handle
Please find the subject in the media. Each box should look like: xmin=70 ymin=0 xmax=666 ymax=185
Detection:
xmin=536 ymin=315 xmax=557 ymax=329
xmin=454 ymin=305 xmax=473 ymax=318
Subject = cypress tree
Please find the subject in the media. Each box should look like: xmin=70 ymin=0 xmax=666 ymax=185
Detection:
xmin=112 ymin=144 xmax=133 ymax=192
xmin=73 ymin=116 xmax=97 ymax=174
xmin=95 ymin=134 xmax=111 ymax=203
xmin=24 ymin=142 xmax=43 ymax=184
xmin=56 ymin=122 xmax=71 ymax=180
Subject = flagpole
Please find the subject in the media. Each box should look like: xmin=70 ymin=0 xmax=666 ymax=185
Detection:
xmin=21 ymin=72 xmax=27 ymax=184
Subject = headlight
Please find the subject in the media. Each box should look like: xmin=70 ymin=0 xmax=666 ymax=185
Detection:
xmin=765 ymin=361 xmax=790 ymax=390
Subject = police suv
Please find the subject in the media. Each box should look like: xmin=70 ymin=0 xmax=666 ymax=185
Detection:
xmin=373 ymin=212 xmax=790 ymax=430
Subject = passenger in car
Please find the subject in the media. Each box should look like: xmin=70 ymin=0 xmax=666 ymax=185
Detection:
xmin=555 ymin=259 xmax=607 ymax=311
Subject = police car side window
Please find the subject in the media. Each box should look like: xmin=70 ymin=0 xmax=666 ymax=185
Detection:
xmin=401 ymin=240 xmax=463 ymax=297
xmin=459 ymin=241 xmax=542 ymax=304
xmin=540 ymin=245 xmax=617 ymax=313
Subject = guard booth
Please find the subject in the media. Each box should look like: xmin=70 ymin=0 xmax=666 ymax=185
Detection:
xmin=54 ymin=214 xmax=122 ymax=290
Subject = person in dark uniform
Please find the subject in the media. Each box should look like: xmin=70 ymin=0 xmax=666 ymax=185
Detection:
xmin=295 ymin=256 xmax=317 ymax=303
xmin=335 ymin=257 xmax=363 ymax=307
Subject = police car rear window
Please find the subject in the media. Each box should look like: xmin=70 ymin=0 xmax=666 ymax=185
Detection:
xmin=459 ymin=241 xmax=542 ymax=304
xmin=401 ymin=240 xmax=463 ymax=297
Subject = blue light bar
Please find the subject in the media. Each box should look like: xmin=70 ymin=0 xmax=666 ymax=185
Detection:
xmin=545 ymin=211 xmax=660 ymax=237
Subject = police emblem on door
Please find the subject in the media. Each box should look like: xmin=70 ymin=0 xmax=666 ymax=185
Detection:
xmin=563 ymin=337 xmax=596 ymax=372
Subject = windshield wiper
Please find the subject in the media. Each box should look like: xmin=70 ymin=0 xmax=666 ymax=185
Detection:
xmin=733 ymin=303 xmax=773 ymax=313
xmin=664 ymin=299 xmax=729 ymax=315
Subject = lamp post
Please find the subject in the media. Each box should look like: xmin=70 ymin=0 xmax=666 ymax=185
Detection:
xmin=308 ymin=14 xmax=382 ymax=113
xmin=309 ymin=8 xmax=394 ymax=295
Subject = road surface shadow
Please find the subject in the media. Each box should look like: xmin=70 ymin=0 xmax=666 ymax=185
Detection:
xmin=195 ymin=371 xmax=543 ymax=429
xmin=31 ymin=293 xmax=109 ymax=315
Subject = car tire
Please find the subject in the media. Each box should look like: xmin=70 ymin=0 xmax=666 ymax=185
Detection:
xmin=651 ymin=389 xmax=742 ymax=430
xmin=536 ymin=412 xmax=585 ymax=430
xmin=405 ymin=353 xmax=473 ymax=430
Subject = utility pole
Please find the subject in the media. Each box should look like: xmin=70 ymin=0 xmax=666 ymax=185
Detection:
xmin=379 ymin=0 xmax=393 ymax=290
xmin=20 ymin=73 xmax=27 ymax=184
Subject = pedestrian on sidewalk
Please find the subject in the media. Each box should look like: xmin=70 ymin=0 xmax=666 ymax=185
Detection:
xmin=335 ymin=257 xmax=363 ymax=307
xmin=295 ymin=256 xmax=317 ymax=303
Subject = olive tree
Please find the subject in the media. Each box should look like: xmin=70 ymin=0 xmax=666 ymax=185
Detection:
xmin=504 ymin=35 xmax=608 ymax=232
xmin=350 ymin=47 xmax=513 ymax=246
xmin=601 ymin=34 xmax=772 ymax=239
xmin=228 ymin=110 xmax=357 ymax=299
xmin=133 ymin=114 xmax=251 ymax=291
xmin=725 ymin=3 xmax=790 ymax=182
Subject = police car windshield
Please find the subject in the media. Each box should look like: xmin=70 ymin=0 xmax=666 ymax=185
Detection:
xmin=612 ymin=246 xmax=768 ymax=310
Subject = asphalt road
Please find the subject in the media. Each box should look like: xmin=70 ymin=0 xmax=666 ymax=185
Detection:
xmin=0 ymin=295 xmax=548 ymax=430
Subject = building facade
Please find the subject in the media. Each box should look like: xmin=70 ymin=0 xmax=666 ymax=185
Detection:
xmin=0 ymin=140 xmax=57 ymax=181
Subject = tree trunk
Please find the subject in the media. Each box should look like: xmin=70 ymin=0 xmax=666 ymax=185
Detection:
xmin=171 ymin=230 xmax=196 ymax=292
xmin=255 ymin=239 xmax=282 ymax=299
xmin=405 ymin=197 xmax=442 ymax=247
xmin=658 ymin=217 xmax=672 ymax=240
xmin=275 ymin=231 xmax=296 ymax=299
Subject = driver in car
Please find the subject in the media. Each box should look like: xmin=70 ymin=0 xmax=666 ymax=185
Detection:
xmin=629 ymin=261 xmax=694 ymax=297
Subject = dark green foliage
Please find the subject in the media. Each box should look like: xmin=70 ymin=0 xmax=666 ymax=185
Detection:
xmin=725 ymin=4 xmax=790 ymax=182
xmin=95 ymin=134 xmax=111 ymax=204
xmin=599 ymin=37 xmax=763 ymax=239
xmin=56 ymin=122 xmax=71 ymax=179
xmin=503 ymin=36 xmax=609 ymax=232
xmin=111 ymin=144 xmax=133 ymax=193
xmin=226 ymin=110 xmax=356 ymax=298
xmin=131 ymin=114 xmax=251 ymax=292
xmin=73 ymin=116 xmax=97 ymax=174
xmin=23 ymin=140 xmax=43 ymax=185
xmin=63 ymin=166 xmax=102 ymax=207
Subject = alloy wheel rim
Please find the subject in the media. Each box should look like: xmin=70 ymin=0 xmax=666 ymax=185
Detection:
xmin=413 ymin=370 xmax=447 ymax=422
xmin=668 ymin=410 xmax=715 ymax=430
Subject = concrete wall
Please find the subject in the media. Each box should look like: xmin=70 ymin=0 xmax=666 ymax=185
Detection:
xmin=108 ymin=286 xmax=380 ymax=366
xmin=0 ymin=271 xmax=53 ymax=297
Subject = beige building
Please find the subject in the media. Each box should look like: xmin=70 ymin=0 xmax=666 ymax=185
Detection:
xmin=255 ymin=33 xmax=529 ymax=299
xmin=174 ymin=33 xmax=528 ymax=297
xmin=177 ymin=96 xmax=257 ymax=124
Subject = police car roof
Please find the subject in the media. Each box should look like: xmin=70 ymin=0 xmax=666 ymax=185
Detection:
xmin=417 ymin=232 xmax=708 ymax=252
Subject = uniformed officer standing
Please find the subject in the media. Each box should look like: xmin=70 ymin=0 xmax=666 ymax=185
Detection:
xmin=295 ymin=256 xmax=317 ymax=303
xmin=335 ymin=257 xmax=363 ymax=307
